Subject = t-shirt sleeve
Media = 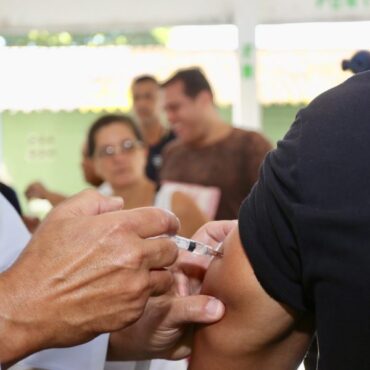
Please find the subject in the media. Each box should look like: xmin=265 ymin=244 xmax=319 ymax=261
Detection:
xmin=238 ymin=114 xmax=310 ymax=313
xmin=243 ymin=131 xmax=273 ymax=187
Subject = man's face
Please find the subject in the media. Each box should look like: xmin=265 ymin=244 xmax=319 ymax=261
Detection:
xmin=132 ymin=80 xmax=160 ymax=123
xmin=163 ymin=80 xmax=206 ymax=144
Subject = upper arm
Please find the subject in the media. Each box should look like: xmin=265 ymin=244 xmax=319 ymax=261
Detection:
xmin=171 ymin=191 xmax=208 ymax=238
xmin=189 ymin=227 xmax=313 ymax=370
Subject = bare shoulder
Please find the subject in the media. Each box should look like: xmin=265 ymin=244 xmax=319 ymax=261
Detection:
xmin=171 ymin=191 xmax=207 ymax=223
xmin=171 ymin=191 xmax=208 ymax=238
xmin=189 ymin=227 xmax=313 ymax=370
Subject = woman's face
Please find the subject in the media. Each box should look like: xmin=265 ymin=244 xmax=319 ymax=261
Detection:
xmin=93 ymin=122 xmax=147 ymax=189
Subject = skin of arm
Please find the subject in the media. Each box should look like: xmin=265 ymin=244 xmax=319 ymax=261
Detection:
xmin=24 ymin=182 xmax=66 ymax=207
xmin=171 ymin=191 xmax=208 ymax=238
xmin=41 ymin=190 xmax=66 ymax=207
xmin=189 ymin=226 xmax=314 ymax=370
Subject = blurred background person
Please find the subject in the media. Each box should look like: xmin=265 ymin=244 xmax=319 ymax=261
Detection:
xmin=25 ymin=180 xmax=67 ymax=207
xmin=160 ymin=67 xmax=272 ymax=220
xmin=342 ymin=50 xmax=370 ymax=74
xmin=80 ymin=142 xmax=106 ymax=188
xmin=88 ymin=114 xmax=207 ymax=238
xmin=25 ymin=142 xmax=110 ymax=206
xmin=132 ymin=75 xmax=176 ymax=184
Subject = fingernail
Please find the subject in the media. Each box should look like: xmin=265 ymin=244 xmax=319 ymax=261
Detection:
xmin=163 ymin=209 xmax=180 ymax=224
xmin=205 ymin=298 xmax=224 ymax=317
xmin=110 ymin=196 xmax=124 ymax=207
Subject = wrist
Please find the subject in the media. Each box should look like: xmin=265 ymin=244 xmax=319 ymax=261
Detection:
xmin=0 ymin=270 xmax=46 ymax=363
xmin=108 ymin=328 xmax=151 ymax=361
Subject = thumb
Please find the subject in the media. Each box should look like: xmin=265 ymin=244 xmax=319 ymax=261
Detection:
xmin=50 ymin=189 xmax=124 ymax=220
xmin=192 ymin=220 xmax=238 ymax=247
xmin=169 ymin=295 xmax=225 ymax=326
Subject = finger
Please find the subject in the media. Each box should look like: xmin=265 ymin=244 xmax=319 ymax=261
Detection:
xmin=192 ymin=220 xmax=238 ymax=246
xmin=175 ymin=248 xmax=211 ymax=271
xmin=176 ymin=262 xmax=207 ymax=289
xmin=142 ymin=238 xmax=178 ymax=270
xmin=173 ymin=270 xmax=190 ymax=296
xmin=120 ymin=207 xmax=180 ymax=238
xmin=167 ymin=295 xmax=225 ymax=325
xmin=149 ymin=270 xmax=175 ymax=296
xmin=218 ymin=220 xmax=238 ymax=240
xmin=51 ymin=189 xmax=124 ymax=220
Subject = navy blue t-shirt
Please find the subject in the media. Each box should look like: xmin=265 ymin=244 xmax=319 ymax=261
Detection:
xmin=0 ymin=182 xmax=22 ymax=216
xmin=146 ymin=130 xmax=176 ymax=184
xmin=239 ymin=71 xmax=370 ymax=369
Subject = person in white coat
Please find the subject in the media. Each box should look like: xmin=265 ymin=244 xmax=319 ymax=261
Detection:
xmin=0 ymin=190 xmax=230 ymax=370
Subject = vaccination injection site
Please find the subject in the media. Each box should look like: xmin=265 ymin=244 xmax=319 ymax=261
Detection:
xmin=2 ymin=1 xmax=370 ymax=369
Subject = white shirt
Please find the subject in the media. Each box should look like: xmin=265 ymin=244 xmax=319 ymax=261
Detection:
xmin=0 ymin=194 xmax=109 ymax=370
xmin=98 ymin=182 xmax=113 ymax=196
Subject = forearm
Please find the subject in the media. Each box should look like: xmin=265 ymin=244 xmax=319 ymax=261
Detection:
xmin=44 ymin=191 xmax=66 ymax=207
xmin=108 ymin=324 xmax=156 ymax=361
xmin=0 ymin=263 xmax=53 ymax=365
xmin=172 ymin=191 xmax=208 ymax=239
xmin=107 ymin=299 xmax=164 ymax=362
xmin=107 ymin=330 xmax=140 ymax=361
xmin=0 ymin=273 xmax=31 ymax=364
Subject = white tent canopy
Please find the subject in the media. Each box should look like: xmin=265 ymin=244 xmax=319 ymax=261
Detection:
xmin=1 ymin=0 xmax=370 ymax=130
xmin=1 ymin=0 xmax=370 ymax=33
xmin=0 ymin=0 xmax=234 ymax=33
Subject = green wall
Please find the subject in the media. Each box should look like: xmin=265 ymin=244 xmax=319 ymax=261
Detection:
xmin=2 ymin=111 xmax=99 ymax=211
xmin=1 ymin=104 xmax=304 ymax=213
xmin=262 ymin=104 xmax=305 ymax=144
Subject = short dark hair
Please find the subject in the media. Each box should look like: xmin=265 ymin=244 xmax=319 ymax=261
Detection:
xmin=132 ymin=75 xmax=159 ymax=86
xmin=161 ymin=67 xmax=213 ymax=100
xmin=87 ymin=114 xmax=144 ymax=158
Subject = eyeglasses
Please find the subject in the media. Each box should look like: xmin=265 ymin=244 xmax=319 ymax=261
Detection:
xmin=95 ymin=139 xmax=143 ymax=158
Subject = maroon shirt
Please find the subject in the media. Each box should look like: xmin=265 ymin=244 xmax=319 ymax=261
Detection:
xmin=160 ymin=128 xmax=272 ymax=220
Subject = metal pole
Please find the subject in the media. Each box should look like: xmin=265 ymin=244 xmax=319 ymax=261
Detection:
xmin=233 ymin=0 xmax=261 ymax=131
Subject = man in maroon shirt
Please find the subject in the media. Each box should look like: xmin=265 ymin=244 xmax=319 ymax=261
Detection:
xmin=160 ymin=67 xmax=271 ymax=220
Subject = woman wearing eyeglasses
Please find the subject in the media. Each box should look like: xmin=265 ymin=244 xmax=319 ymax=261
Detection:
xmin=87 ymin=114 xmax=206 ymax=370
xmin=87 ymin=114 xmax=207 ymax=239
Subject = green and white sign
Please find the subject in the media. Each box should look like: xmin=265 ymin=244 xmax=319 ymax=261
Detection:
xmin=261 ymin=0 xmax=370 ymax=22
xmin=316 ymin=0 xmax=370 ymax=9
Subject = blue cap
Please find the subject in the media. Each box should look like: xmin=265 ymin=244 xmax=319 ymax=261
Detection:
xmin=342 ymin=50 xmax=370 ymax=74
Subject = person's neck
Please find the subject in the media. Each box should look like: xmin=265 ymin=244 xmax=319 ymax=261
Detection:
xmin=112 ymin=178 xmax=156 ymax=209
xmin=140 ymin=117 xmax=165 ymax=146
xmin=191 ymin=116 xmax=232 ymax=148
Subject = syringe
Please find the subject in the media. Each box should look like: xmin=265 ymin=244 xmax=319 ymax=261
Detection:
xmin=168 ymin=235 xmax=223 ymax=258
